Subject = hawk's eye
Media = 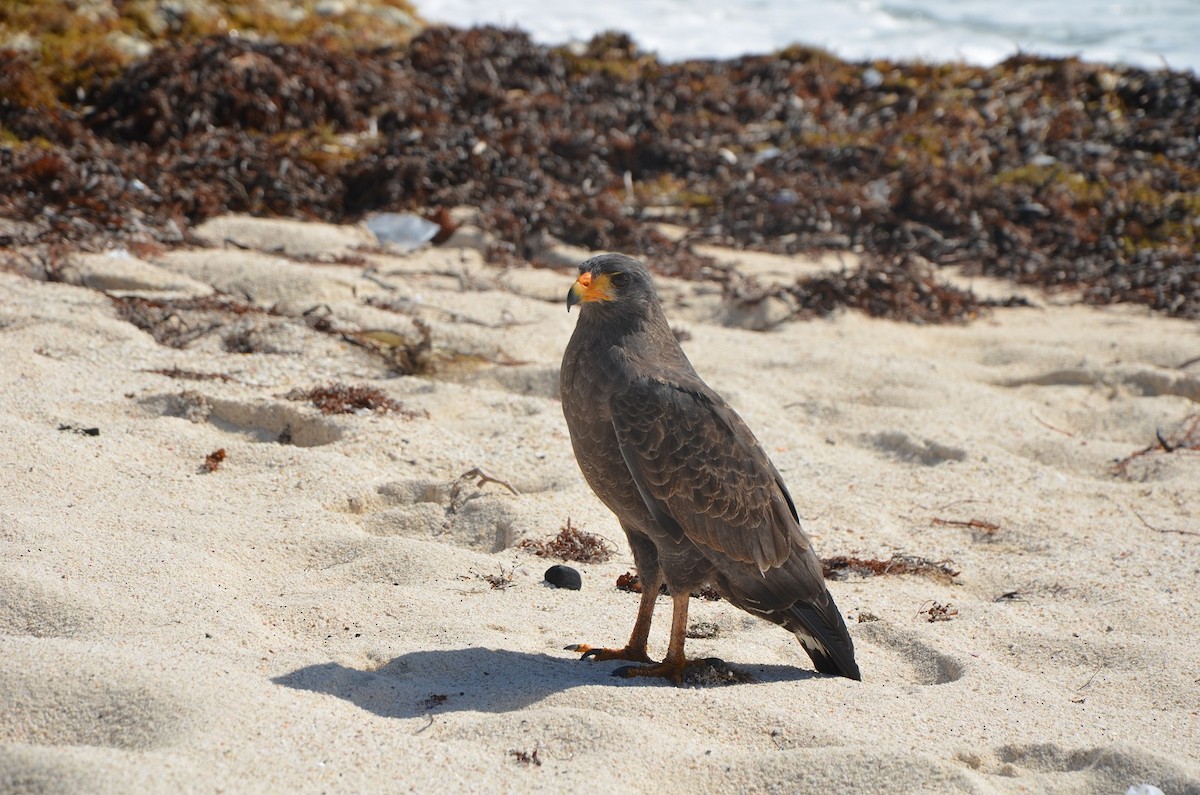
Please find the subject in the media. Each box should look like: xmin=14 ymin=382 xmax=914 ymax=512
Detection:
xmin=610 ymin=271 xmax=629 ymax=288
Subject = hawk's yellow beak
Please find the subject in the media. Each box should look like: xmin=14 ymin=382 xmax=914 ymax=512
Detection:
xmin=567 ymin=271 xmax=615 ymax=311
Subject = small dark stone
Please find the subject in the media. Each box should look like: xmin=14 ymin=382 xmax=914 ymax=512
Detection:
xmin=544 ymin=564 xmax=582 ymax=590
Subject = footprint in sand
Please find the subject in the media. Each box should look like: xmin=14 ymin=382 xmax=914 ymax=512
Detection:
xmin=956 ymin=742 xmax=1196 ymax=792
xmin=0 ymin=646 xmax=192 ymax=752
xmin=853 ymin=621 xmax=966 ymax=686
xmin=860 ymin=430 xmax=968 ymax=466
xmin=0 ymin=570 xmax=105 ymax=639
xmin=352 ymin=476 xmax=529 ymax=553
xmin=141 ymin=391 xmax=344 ymax=447
xmin=1001 ymin=364 xmax=1200 ymax=402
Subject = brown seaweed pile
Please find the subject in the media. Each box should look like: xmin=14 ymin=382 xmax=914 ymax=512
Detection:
xmin=822 ymin=554 xmax=960 ymax=584
xmin=518 ymin=518 xmax=615 ymax=563
xmin=284 ymin=382 xmax=408 ymax=415
xmin=2 ymin=24 xmax=1197 ymax=319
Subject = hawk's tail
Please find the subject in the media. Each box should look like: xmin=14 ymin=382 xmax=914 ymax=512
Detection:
xmin=780 ymin=591 xmax=861 ymax=681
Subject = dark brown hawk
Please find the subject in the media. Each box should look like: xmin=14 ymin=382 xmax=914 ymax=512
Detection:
xmin=560 ymin=253 xmax=860 ymax=683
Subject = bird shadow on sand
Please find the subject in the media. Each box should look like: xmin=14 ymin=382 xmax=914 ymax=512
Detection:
xmin=272 ymin=647 xmax=821 ymax=720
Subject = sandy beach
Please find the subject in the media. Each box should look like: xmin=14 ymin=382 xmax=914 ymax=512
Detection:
xmin=1 ymin=216 xmax=1198 ymax=793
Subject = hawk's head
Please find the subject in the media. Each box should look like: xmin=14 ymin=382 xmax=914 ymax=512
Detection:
xmin=566 ymin=253 xmax=654 ymax=312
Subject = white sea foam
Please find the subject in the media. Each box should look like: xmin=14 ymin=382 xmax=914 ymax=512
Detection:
xmin=416 ymin=0 xmax=1199 ymax=72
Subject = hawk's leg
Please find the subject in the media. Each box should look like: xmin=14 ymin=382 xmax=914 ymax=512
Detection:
xmin=568 ymin=565 xmax=660 ymax=664
xmin=613 ymin=591 xmax=695 ymax=684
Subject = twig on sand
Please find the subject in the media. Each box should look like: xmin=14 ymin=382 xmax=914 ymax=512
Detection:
xmin=457 ymin=467 xmax=520 ymax=496
xmin=932 ymin=517 xmax=1000 ymax=534
xmin=1128 ymin=506 xmax=1200 ymax=538
xmin=1071 ymin=664 xmax=1106 ymax=703
xmin=1031 ymin=410 xmax=1075 ymax=437
xmin=1112 ymin=414 xmax=1200 ymax=478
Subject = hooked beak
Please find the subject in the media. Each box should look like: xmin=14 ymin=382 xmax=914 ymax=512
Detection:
xmin=566 ymin=275 xmax=584 ymax=311
xmin=566 ymin=270 xmax=613 ymax=311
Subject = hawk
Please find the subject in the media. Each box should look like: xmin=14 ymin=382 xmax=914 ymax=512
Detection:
xmin=560 ymin=253 xmax=860 ymax=683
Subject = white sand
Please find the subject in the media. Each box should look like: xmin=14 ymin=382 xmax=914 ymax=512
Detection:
xmin=2 ymin=217 xmax=1198 ymax=793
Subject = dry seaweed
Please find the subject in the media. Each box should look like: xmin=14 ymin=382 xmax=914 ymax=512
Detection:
xmin=145 ymin=367 xmax=235 ymax=382
xmin=110 ymin=294 xmax=272 ymax=348
xmin=613 ymin=571 xmax=721 ymax=601
xmin=614 ymin=570 xmax=644 ymax=593
xmin=57 ymin=423 xmax=99 ymax=436
xmin=919 ymin=601 xmax=959 ymax=622
xmin=3 ymin=25 xmax=1198 ymax=319
xmin=509 ymin=749 xmax=542 ymax=766
xmin=519 ymin=517 xmax=614 ymax=563
xmin=284 ymin=382 xmax=407 ymax=415
xmin=1112 ymin=413 xmax=1200 ymax=478
xmin=345 ymin=323 xmax=435 ymax=375
xmin=468 ymin=566 xmax=516 ymax=590
xmin=821 ymin=554 xmax=960 ymax=584
xmin=202 ymin=448 xmax=227 ymax=473
xmin=727 ymin=257 xmax=1007 ymax=324
xmin=686 ymin=621 xmax=720 ymax=639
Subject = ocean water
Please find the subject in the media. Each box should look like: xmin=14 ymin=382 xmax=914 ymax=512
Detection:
xmin=415 ymin=0 xmax=1200 ymax=73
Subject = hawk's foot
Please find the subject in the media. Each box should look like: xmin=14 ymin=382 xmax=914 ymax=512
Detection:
xmin=611 ymin=658 xmax=693 ymax=685
xmin=565 ymin=643 xmax=654 ymax=664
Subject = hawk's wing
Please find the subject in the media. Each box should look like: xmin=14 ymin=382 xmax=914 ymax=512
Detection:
xmin=609 ymin=376 xmax=802 ymax=573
